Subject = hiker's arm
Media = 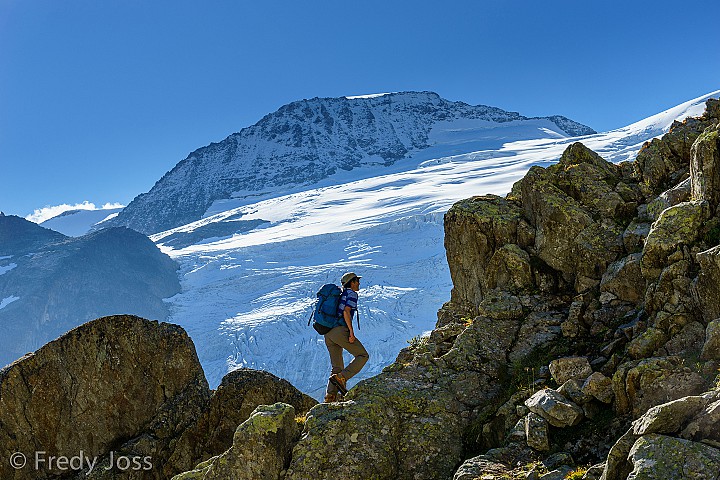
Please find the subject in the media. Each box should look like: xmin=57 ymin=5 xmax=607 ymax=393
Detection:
xmin=344 ymin=306 xmax=355 ymax=343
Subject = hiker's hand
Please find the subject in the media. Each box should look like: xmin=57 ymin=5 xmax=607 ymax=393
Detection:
xmin=349 ymin=334 xmax=356 ymax=343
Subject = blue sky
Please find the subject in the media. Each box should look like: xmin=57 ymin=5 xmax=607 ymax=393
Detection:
xmin=1 ymin=0 xmax=718 ymax=219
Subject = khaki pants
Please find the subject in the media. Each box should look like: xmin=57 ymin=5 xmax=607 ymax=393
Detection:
xmin=325 ymin=326 xmax=369 ymax=395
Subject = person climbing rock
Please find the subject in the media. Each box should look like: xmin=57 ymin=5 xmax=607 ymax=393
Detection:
xmin=324 ymin=272 xmax=369 ymax=402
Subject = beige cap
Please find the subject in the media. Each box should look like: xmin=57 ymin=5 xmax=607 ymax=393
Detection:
xmin=341 ymin=272 xmax=362 ymax=286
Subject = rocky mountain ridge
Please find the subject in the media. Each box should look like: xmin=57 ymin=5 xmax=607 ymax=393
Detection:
xmin=107 ymin=91 xmax=595 ymax=234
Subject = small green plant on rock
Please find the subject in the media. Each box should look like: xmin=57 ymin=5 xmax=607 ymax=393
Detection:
xmin=407 ymin=334 xmax=426 ymax=348
xmin=565 ymin=466 xmax=588 ymax=479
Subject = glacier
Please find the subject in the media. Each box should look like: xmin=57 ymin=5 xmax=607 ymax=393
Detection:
xmin=151 ymin=90 xmax=720 ymax=400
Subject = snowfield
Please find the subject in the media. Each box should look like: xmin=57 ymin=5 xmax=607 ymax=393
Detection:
xmin=0 ymin=262 xmax=17 ymax=276
xmin=154 ymin=90 xmax=719 ymax=399
xmin=0 ymin=296 xmax=20 ymax=311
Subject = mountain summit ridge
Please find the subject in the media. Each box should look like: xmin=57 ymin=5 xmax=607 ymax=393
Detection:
xmin=107 ymin=91 xmax=595 ymax=234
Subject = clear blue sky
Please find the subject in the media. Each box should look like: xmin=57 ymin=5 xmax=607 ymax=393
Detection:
xmin=1 ymin=0 xmax=718 ymax=218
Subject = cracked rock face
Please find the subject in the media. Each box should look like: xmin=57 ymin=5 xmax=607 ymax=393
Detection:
xmin=0 ymin=315 xmax=210 ymax=480
xmin=602 ymin=390 xmax=720 ymax=480
xmin=174 ymin=403 xmax=300 ymax=480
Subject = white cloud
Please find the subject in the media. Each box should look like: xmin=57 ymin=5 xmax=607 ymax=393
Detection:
xmin=101 ymin=202 xmax=125 ymax=210
xmin=26 ymin=201 xmax=125 ymax=224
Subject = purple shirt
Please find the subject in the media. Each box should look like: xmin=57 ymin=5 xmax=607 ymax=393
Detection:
xmin=337 ymin=288 xmax=358 ymax=325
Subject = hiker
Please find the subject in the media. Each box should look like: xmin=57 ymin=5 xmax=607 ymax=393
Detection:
xmin=325 ymin=272 xmax=369 ymax=402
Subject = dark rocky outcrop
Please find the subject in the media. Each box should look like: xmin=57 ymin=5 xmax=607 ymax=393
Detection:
xmin=165 ymin=369 xmax=316 ymax=475
xmin=600 ymin=391 xmax=720 ymax=480
xmin=0 ymin=315 xmax=316 ymax=480
xmin=0 ymin=315 xmax=209 ymax=480
xmin=172 ymin=403 xmax=300 ymax=480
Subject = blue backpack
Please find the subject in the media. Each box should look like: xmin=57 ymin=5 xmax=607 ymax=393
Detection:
xmin=308 ymin=284 xmax=342 ymax=335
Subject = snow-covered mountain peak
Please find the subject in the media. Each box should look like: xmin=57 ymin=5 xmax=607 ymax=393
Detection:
xmin=106 ymin=91 xmax=595 ymax=235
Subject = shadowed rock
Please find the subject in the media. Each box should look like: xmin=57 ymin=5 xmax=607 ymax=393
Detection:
xmin=0 ymin=315 xmax=210 ymax=480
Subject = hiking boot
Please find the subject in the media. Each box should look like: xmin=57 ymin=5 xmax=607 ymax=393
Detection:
xmin=329 ymin=373 xmax=348 ymax=395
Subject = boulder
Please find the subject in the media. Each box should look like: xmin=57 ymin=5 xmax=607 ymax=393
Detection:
xmin=525 ymin=412 xmax=550 ymax=451
xmin=691 ymin=124 xmax=720 ymax=211
xmin=626 ymin=327 xmax=668 ymax=359
xmin=285 ymin=366 xmax=466 ymax=480
xmin=631 ymin=395 xmax=708 ymax=437
xmin=561 ymin=300 xmax=585 ymax=338
xmin=0 ymin=315 xmax=210 ymax=480
xmin=444 ymin=195 xmax=529 ymax=307
xmin=582 ymin=372 xmax=614 ymax=404
xmin=525 ymin=388 xmax=584 ymax=428
xmin=696 ymin=246 xmax=720 ymax=324
xmin=661 ymin=321 xmax=705 ymax=357
xmin=477 ymin=291 xmax=524 ymax=321
xmin=647 ymin=177 xmax=691 ymax=220
xmin=600 ymin=430 xmax=639 ymax=480
xmin=680 ymin=393 xmax=720 ymax=444
xmin=635 ymin=101 xmax=716 ymax=197
xmin=623 ymin=220 xmax=651 ymax=253
xmin=452 ymin=456 xmax=509 ymax=480
xmin=641 ymin=200 xmax=710 ymax=279
xmin=166 ymin=369 xmax=316 ymax=475
xmin=612 ymin=357 xmax=706 ymax=418
xmin=508 ymin=311 xmax=565 ymax=363
xmin=485 ymin=244 xmax=534 ymax=292
xmin=539 ymin=467 xmax=573 ymax=480
xmin=635 ymin=138 xmax=682 ymax=195
xmin=599 ymin=253 xmax=644 ymax=303
xmin=558 ymin=378 xmax=593 ymax=405
xmin=549 ymin=356 xmax=592 ymax=385
xmin=643 ymin=258 xmax=694 ymax=319
xmin=174 ymin=403 xmax=299 ymax=480
xmin=627 ymin=434 xmax=720 ymax=479
xmin=506 ymin=418 xmax=527 ymax=444
xmin=701 ymin=319 xmax=720 ymax=361
xmin=663 ymin=113 xmax=713 ymax=162
xmin=582 ymin=463 xmax=605 ymax=480
xmin=520 ymin=152 xmax=621 ymax=290
xmin=553 ymin=143 xmax=622 ymax=214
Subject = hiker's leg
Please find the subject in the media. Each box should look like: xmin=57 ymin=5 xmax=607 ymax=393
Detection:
xmin=324 ymin=328 xmax=345 ymax=395
xmin=341 ymin=337 xmax=369 ymax=381
xmin=325 ymin=327 xmax=369 ymax=381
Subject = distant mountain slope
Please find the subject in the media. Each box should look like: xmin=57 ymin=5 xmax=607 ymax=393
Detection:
xmin=0 ymin=212 xmax=67 ymax=255
xmin=0 ymin=216 xmax=180 ymax=368
xmin=108 ymin=92 xmax=595 ymax=234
